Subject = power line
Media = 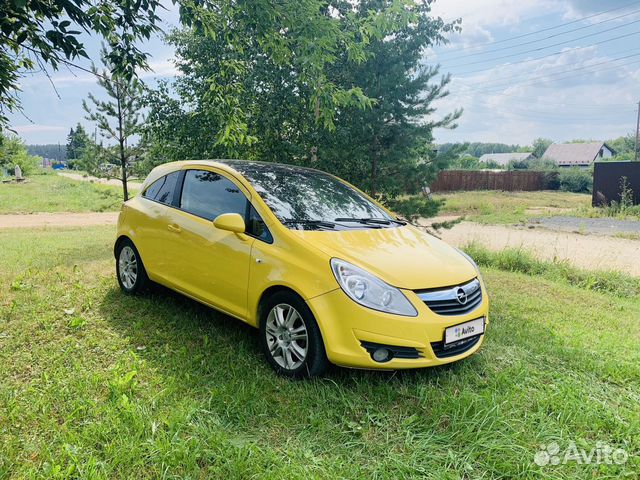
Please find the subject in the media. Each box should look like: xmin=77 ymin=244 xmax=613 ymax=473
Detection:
xmin=438 ymin=1 xmax=640 ymax=55
xmin=440 ymin=6 xmax=640 ymax=62
xmin=455 ymin=52 xmax=640 ymax=95
xmin=441 ymin=18 xmax=640 ymax=69
xmin=447 ymin=30 xmax=640 ymax=76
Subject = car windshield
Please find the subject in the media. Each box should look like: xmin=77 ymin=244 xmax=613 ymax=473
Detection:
xmin=225 ymin=161 xmax=396 ymax=230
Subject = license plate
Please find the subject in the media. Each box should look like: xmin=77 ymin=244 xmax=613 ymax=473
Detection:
xmin=445 ymin=317 xmax=484 ymax=346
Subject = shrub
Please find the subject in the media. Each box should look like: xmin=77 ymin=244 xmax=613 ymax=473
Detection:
xmin=541 ymin=171 xmax=560 ymax=190
xmin=558 ymin=168 xmax=592 ymax=193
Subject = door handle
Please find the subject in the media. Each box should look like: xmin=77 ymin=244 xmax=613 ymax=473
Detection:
xmin=167 ymin=224 xmax=182 ymax=233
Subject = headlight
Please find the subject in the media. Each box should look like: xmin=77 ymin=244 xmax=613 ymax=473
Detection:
xmin=456 ymin=248 xmax=480 ymax=275
xmin=330 ymin=258 xmax=417 ymax=316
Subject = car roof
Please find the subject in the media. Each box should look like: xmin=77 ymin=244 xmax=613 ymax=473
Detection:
xmin=143 ymin=159 xmax=331 ymax=192
xmin=184 ymin=159 xmax=329 ymax=177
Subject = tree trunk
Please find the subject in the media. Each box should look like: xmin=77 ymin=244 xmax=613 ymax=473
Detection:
xmin=116 ymin=84 xmax=129 ymax=201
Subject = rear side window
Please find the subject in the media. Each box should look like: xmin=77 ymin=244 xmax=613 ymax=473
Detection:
xmin=180 ymin=169 xmax=247 ymax=221
xmin=143 ymin=171 xmax=180 ymax=205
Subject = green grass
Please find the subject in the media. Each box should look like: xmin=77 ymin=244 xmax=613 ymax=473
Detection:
xmin=0 ymin=174 xmax=127 ymax=214
xmin=464 ymin=243 xmax=640 ymax=298
xmin=435 ymin=190 xmax=591 ymax=224
xmin=1 ymin=227 xmax=639 ymax=478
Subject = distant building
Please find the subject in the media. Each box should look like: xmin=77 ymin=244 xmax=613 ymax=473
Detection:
xmin=479 ymin=152 xmax=534 ymax=167
xmin=542 ymin=142 xmax=615 ymax=168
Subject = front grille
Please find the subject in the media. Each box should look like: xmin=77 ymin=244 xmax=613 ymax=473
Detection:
xmin=360 ymin=341 xmax=423 ymax=360
xmin=430 ymin=335 xmax=481 ymax=359
xmin=416 ymin=278 xmax=482 ymax=316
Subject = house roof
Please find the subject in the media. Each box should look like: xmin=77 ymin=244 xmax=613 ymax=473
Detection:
xmin=542 ymin=142 xmax=615 ymax=166
xmin=479 ymin=152 xmax=533 ymax=166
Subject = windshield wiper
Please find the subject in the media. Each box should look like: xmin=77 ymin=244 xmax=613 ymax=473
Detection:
xmin=334 ymin=217 xmax=406 ymax=226
xmin=283 ymin=219 xmax=336 ymax=229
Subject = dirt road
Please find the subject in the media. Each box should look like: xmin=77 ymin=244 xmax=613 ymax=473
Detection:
xmin=58 ymin=172 xmax=143 ymax=190
xmin=0 ymin=212 xmax=118 ymax=229
xmin=439 ymin=222 xmax=640 ymax=277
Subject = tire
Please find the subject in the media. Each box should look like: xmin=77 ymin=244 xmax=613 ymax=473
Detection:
xmin=115 ymin=238 xmax=150 ymax=294
xmin=260 ymin=291 xmax=328 ymax=378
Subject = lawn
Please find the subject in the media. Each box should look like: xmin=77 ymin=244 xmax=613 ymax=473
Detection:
xmin=435 ymin=190 xmax=591 ymax=224
xmin=0 ymin=174 xmax=128 ymax=214
xmin=1 ymin=227 xmax=638 ymax=479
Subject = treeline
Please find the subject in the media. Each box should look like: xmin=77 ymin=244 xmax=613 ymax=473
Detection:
xmin=437 ymin=142 xmax=523 ymax=157
xmin=26 ymin=144 xmax=66 ymax=162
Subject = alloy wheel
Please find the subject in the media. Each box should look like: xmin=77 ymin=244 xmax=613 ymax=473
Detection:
xmin=265 ymin=303 xmax=309 ymax=370
xmin=118 ymin=245 xmax=138 ymax=289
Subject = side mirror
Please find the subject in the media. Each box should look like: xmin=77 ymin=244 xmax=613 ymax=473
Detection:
xmin=213 ymin=213 xmax=246 ymax=234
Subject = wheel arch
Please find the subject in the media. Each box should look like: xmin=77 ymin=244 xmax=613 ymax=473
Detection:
xmin=256 ymin=285 xmax=305 ymax=324
xmin=113 ymin=234 xmax=131 ymax=259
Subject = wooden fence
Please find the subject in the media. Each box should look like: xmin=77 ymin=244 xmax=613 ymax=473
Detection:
xmin=430 ymin=170 xmax=550 ymax=192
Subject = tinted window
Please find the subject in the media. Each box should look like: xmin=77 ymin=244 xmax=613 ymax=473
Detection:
xmin=247 ymin=204 xmax=272 ymax=243
xmin=180 ymin=170 xmax=247 ymax=221
xmin=227 ymin=163 xmax=391 ymax=225
xmin=143 ymin=171 xmax=180 ymax=205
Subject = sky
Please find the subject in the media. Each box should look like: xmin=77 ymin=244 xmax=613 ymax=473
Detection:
xmin=8 ymin=0 xmax=640 ymax=147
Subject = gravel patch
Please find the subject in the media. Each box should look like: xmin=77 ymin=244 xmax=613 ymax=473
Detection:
xmin=530 ymin=216 xmax=640 ymax=236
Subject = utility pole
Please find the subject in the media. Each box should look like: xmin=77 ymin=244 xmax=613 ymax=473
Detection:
xmin=636 ymin=100 xmax=640 ymax=162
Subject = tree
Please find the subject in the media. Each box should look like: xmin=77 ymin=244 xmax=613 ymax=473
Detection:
xmin=143 ymin=1 xmax=460 ymax=199
xmin=0 ymin=0 xmax=162 ymax=132
xmin=313 ymin=0 xmax=460 ymax=197
xmin=531 ymin=137 xmax=552 ymax=158
xmin=606 ymin=134 xmax=635 ymax=159
xmin=82 ymin=49 xmax=144 ymax=201
xmin=66 ymin=123 xmax=90 ymax=164
xmin=0 ymin=133 xmax=40 ymax=175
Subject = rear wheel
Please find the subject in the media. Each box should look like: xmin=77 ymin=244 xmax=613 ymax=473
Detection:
xmin=260 ymin=291 xmax=328 ymax=378
xmin=116 ymin=239 xmax=149 ymax=294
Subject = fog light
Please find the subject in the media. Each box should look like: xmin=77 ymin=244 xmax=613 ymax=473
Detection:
xmin=372 ymin=348 xmax=392 ymax=363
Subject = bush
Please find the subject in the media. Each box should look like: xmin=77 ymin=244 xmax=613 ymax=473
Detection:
xmin=558 ymin=168 xmax=592 ymax=193
xmin=0 ymin=134 xmax=41 ymax=176
xmin=541 ymin=171 xmax=560 ymax=190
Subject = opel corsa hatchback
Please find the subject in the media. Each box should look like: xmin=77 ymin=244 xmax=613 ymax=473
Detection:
xmin=115 ymin=160 xmax=488 ymax=377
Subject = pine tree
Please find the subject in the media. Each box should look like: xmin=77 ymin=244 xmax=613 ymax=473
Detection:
xmin=82 ymin=49 xmax=144 ymax=201
xmin=317 ymin=0 xmax=461 ymax=197
xmin=66 ymin=123 xmax=90 ymax=163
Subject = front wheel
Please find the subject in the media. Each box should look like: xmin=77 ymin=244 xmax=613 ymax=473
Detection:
xmin=260 ymin=291 xmax=328 ymax=378
xmin=115 ymin=238 xmax=150 ymax=294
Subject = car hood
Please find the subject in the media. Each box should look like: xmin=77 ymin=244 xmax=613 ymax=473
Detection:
xmin=293 ymin=225 xmax=476 ymax=290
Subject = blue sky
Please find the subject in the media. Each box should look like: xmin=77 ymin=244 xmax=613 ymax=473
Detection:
xmin=9 ymin=0 xmax=640 ymax=147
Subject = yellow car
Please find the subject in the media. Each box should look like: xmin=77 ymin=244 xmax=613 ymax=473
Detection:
xmin=115 ymin=160 xmax=488 ymax=377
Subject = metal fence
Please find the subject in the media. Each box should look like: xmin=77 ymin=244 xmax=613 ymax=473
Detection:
xmin=592 ymin=162 xmax=640 ymax=206
xmin=430 ymin=170 xmax=551 ymax=192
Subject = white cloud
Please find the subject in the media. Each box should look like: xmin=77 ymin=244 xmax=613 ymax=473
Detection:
xmin=432 ymin=46 xmax=640 ymax=145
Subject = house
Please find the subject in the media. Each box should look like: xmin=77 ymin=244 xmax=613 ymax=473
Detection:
xmin=542 ymin=142 xmax=615 ymax=168
xmin=479 ymin=152 xmax=534 ymax=167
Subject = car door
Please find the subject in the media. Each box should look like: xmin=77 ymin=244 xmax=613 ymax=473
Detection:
xmin=135 ymin=170 xmax=182 ymax=283
xmin=164 ymin=168 xmax=256 ymax=320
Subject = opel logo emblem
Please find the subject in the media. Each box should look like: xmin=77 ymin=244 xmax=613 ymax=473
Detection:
xmin=456 ymin=287 xmax=468 ymax=305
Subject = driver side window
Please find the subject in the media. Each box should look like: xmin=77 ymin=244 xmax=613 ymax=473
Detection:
xmin=180 ymin=169 xmax=247 ymax=221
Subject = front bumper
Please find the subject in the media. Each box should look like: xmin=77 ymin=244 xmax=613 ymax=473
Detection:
xmin=306 ymin=283 xmax=489 ymax=369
